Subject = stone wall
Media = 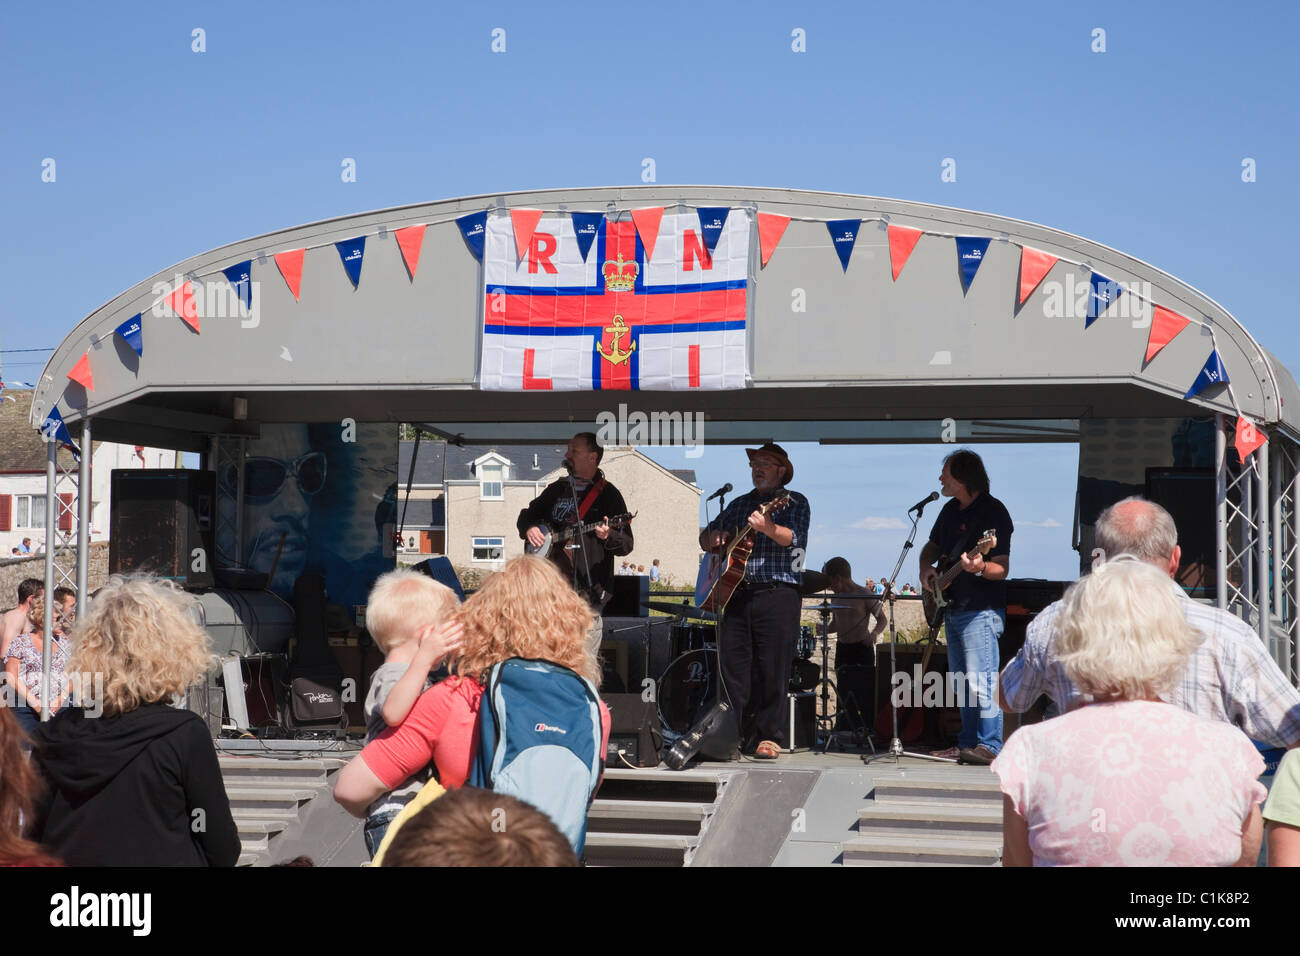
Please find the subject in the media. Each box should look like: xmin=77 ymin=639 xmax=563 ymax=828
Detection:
xmin=0 ymin=542 xmax=109 ymax=606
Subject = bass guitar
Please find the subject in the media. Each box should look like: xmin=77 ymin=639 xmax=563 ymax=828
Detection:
xmin=525 ymin=513 xmax=636 ymax=561
xmin=698 ymin=493 xmax=792 ymax=614
xmin=921 ymin=530 xmax=997 ymax=628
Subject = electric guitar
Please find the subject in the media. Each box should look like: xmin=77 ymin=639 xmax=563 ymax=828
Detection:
xmin=698 ymin=493 xmax=792 ymax=614
xmin=921 ymin=530 xmax=998 ymax=628
xmin=525 ymin=513 xmax=636 ymax=560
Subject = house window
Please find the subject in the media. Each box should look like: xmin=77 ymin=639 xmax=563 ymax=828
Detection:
xmin=472 ymin=536 xmax=505 ymax=562
xmin=15 ymin=496 xmax=46 ymax=529
xmin=480 ymin=463 xmax=503 ymax=500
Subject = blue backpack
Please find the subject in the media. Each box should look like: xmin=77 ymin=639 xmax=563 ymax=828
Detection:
xmin=470 ymin=658 xmax=604 ymax=854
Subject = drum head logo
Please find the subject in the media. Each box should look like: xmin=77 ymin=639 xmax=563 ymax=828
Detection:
xmin=687 ymin=660 xmax=706 ymax=682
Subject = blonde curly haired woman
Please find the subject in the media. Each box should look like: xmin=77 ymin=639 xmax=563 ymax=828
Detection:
xmin=28 ymin=576 xmax=240 ymax=866
xmin=336 ymin=556 xmax=609 ymax=816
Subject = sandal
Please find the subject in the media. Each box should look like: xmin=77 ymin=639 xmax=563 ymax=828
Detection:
xmin=754 ymin=740 xmax=782 ymax=759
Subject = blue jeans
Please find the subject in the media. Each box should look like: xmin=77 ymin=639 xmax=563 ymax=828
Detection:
xmin=944 ymin=609 xmax=1004 ymax=753
xmin=364 ymin=808 xmax=402 ymax=859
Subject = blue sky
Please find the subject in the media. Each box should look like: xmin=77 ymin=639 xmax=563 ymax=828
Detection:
xmin=3 ymin=0 xmax=1296 ymax=583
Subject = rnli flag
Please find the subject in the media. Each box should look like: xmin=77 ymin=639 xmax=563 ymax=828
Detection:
xmin=479 ymin=210 xmax=750 ymax=390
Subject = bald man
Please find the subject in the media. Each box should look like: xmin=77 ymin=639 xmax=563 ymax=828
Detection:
xmin=999 ymin=497 xmax=1300 ymax=748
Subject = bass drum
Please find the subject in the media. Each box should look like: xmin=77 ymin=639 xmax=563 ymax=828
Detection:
xmin=657 ymin=649 xmax=720 ymax=734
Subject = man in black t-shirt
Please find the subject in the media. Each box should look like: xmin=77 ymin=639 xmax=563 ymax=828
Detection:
xmin=918 ymin=449 xmax=1013 ymax=766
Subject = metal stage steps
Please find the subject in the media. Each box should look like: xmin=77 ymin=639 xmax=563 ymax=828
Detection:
xmin=583 ymin=768 xmax=735 ymax=867
xmin=843 ymin=771 xmax=1003 ymax=866
xmin=218 ymin=755 xmax=350 ymax=866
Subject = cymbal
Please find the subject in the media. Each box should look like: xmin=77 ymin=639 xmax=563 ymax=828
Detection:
xmin=805 ymin=602 xmax=851 ymax=613
xmin=799 ymin=570 xmax=830 ymax=595
xmin=641 ymin=600 xmax=718 ymax=622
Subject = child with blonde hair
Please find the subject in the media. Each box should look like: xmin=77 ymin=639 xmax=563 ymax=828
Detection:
xmin=360 ymin=569 xmax=463 ymax=857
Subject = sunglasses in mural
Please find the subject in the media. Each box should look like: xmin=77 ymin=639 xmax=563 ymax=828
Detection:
xmin=221 ymin=451 xmax=328 ymax=502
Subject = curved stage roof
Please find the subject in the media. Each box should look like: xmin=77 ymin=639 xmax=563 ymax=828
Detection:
xmin=33 ymin=187 xmax=1300 ymax=450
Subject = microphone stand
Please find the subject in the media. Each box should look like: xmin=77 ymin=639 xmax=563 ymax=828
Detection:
xmin=563 ymin=465 xmax=599 ymax=605
xmin=864 ymin=499 xmax=951 ymax=766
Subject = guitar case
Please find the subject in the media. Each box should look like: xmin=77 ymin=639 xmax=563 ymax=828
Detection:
xmin=282 ymin=572 xmax=347 ymax=732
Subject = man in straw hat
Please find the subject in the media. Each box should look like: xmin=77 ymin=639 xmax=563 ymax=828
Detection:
xmin=699 ymin=443 xmax=810 ymax=758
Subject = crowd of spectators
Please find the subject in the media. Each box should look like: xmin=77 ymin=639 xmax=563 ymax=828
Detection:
xmin=4 ymin=494 xmax=1300 ymax=868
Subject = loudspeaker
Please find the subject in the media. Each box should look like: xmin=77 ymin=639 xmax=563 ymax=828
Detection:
xmin=605 ymin=575 xmax=649 ymax=617
xmin=601 ymin=616 xmax=673 ymax=692
xmin=110 ymin=469 xmax=216 ymax=590
xmin=1146 ymin=467 xmax=1216 ymax=594
xmin=603 ymin=692 xmax=660 ymax=767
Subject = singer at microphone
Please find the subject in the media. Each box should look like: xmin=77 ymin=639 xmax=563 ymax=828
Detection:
xmin=517 ymin=432 xmax=634 ymax=612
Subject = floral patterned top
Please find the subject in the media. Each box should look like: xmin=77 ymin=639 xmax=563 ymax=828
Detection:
xmin=4 ymin=632 xmax=69 ymax=702
xmin=993 ymin=699 xmax=1266 ymax=866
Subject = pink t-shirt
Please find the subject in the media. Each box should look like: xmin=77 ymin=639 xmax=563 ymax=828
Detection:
xmin=360 ymin=675 xmax=612 ymax=791
xmin=993 ymin=700 xmax=1266 ymax=866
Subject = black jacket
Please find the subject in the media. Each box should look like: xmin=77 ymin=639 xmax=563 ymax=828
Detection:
xmin=518 ymin=470 xmax=633 ymax=608
xmin=30 ymin=703 xmax=240 ymax=867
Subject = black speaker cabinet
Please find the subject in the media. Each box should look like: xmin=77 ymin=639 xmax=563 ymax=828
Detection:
xmin=605 ymin=575 xmax=649 ymax=617
xmin=603 ymin=692 xmax=661 ymax=767
xmin=1146 ymin=467 xmax=1216 ymax=595
xmin=110 ymin=469 xmax=216 ymax=590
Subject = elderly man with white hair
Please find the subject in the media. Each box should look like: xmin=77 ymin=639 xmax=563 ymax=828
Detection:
xmin=999 ymin=497 xmax=1300 ymax=749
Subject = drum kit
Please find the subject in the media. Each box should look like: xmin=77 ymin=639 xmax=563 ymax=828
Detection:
xmin=642 ymin=572 xmax=870 ymax=754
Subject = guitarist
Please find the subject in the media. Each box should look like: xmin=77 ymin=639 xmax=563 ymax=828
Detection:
xmin=918 ymin=449 xmax=1013 ymax=766
xmin=518 ymin=433 xmax=633 ymax=613
xmin=698 ymin=443 xmax=810 ymax=759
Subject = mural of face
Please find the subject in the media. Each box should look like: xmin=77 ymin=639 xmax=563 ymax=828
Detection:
xmin=236 ymin=425 xmax=327 ymax=592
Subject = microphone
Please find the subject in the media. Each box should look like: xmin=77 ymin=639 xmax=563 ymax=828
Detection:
xmin=563 ymin=460 xmax=574 ymax=472
xmin=706 ymin=482 xmax=733 ymax=502
xmin=908 ymin=491 xmax=940 ymax=514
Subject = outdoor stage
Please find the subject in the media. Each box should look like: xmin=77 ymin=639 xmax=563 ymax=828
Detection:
xmin=215 ymin=739 xmax=1001 ymax=867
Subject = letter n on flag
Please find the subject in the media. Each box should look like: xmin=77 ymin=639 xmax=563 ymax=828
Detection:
xmin=479 ymin=211 xmax=750 ymax=390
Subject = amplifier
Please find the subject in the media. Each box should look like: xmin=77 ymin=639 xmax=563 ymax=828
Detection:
xmin=109 ymin=469 xmax=216 ymax=590
xmin=603 ymin=692 xmax=660 ymax=768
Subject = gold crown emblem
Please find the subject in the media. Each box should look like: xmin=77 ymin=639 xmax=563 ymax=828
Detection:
xmin=603 ymin=254 xmax=638 ymax=292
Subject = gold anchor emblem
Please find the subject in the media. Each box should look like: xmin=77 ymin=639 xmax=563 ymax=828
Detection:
xmin=595 ymin=314 xmax=637 ymax=366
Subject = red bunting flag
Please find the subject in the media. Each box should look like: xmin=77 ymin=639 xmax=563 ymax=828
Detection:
xmin=166 ymin=281 xmax=200 ymax=332
xmin=395 ymin=225 xmax=426 ymax=279
xmin=1018 ymin=247 xmax=1059 ymax=304
xmin=510 ymin=209 xmax=544 ymax=262
xmin=1145 ymin=305 xmax=1191 ymax=363
xmin=1235 ymin=416 xmax=1267 ymax=462
xmin=887 ymin=225 xmax=924 ymax=281
xmin=275 ymin=249 xmax=306 ymax=301
xmin=630 ymin=207 xmax=664 ymax=262
xmin=756 ymin=212 xmax=791 ymax=268
xmin=68 ymin=352 xmax=94 ymax=391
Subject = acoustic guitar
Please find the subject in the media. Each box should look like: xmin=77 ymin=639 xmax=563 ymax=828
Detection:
xmin=921 ymin=530 xmax=998 ymax=628
xmin=698 ymin=493 xmax=792 ymax=614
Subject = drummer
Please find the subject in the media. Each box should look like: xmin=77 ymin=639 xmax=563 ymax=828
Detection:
xmin=821 ymin=557 xmax=887 ymax=732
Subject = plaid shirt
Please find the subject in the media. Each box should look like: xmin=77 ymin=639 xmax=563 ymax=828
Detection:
xmin=706 ymin=487 xmax=810 ymax=586
xmin=1000 ymin=583 xmax=1300 ymax=748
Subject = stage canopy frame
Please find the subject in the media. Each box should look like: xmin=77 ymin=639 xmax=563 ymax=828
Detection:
xmin=29 ymin=186 xmax=1300 ymax=683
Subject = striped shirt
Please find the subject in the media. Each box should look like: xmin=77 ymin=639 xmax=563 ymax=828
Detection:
xmin=706 ymin=487 xmax=810 ymax=586
xmin=999 ymin=583 xmax=1300 ymax=749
